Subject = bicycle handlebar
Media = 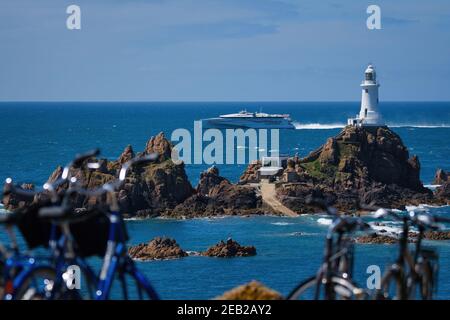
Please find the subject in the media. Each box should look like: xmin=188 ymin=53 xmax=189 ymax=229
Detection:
xmin=328 ymin=216 xmax=370 ymax=237
xmin=61 ymin=152 xmax=159 ymax=198
xmin=72 ymin=148 xmax=100 ymax=169
xmin=3 ymin=178 xmax=38 ymax=199
xmin=373 ymin=207 xmax=450 ymax=231
xmin=3 ymin=149 xmax=101 ymax=201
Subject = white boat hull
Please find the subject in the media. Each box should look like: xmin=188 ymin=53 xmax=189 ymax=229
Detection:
xmin=202 ymin=117 xmax=295 ymax=129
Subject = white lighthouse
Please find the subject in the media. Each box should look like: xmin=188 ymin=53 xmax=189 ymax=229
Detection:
xmin=348 ymin=64 xmax=384 ymax=126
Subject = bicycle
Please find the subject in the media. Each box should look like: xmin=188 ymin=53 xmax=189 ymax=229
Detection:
xmin=1 ymin=149 xmax=102 ymax=300
xmin=288 ymin=197 xmax=370 ymax=300
xmin=373 ymin=208 xmax=450 ymax=300
xmin=16 ymin=152 xmax=161 ymax=300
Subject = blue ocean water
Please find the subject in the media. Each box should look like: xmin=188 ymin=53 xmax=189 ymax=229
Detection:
xmin=0 ymin=102 xmax=449 ymax=299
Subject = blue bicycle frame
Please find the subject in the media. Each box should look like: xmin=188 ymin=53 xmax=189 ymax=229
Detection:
xmin=95 ymin=210 xmax=159 ymax=300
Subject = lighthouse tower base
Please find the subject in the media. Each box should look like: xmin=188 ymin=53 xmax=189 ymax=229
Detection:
xmin=347 ymin=113 xmax=383 ymax=127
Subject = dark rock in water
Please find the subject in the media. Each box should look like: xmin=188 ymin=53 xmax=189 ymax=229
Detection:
xmin=422 ymin=231 xmax=450 ymax=241
xmin=433 ymin=169 xmax=449 ymax=185
xmin=167 ymin=166 xmax=264 ymax=218
xmin=354 ymin=232 xmax=423 ymax=244
xmin=128 ymin=237 xmax=187 ymax=260
xmin=202 ymin=239 xmax=256 ymax=257
xmin=5 ymin=126 xmax=448 ymax=218
xmin=353 ymin=233 xmax=399 ymax=244
xmin=216 ymin=281 xmax=283 ymax=300
xmin=4 ymin=132 xmax=195 ymax=217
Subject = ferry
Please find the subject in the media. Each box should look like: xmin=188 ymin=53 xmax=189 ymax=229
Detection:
xmin=202 ymin=110 xmax=295 ymax=129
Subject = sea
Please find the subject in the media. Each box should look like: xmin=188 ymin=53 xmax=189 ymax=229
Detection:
xmin=0 ymin=102 xmax=449 ymax=299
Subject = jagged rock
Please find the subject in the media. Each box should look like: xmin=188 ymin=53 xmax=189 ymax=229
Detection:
xmin=216 ymin=281 xmax=283 ymax=300
xmin=144 ymin=132 xmax=172 ymax=161
xmin=128 ymin=237 xmax=187 ymax=260
xmin=118 ymin=145 xmax=135 ymax=164
xmin=239 ymin=161 xmax=261 ymax=184
xmin=435 ymin=182 xmax=450 ymax=204
xmin=167 ymin=167 xmax=263 ymax=218
xmin=196 ymin=165 xmax=227 ymax=196
xmin=4 ymin=133 xmax=195 ymax=216
xmin=319 ymin=138 xmax=338 ymax=165
xmin=433 ymin=169 xmax=449 ymax=185
xmin=202 ymin=239 xmax=256 ymax=257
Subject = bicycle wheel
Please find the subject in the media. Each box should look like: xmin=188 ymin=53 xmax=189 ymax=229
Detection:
xmin=15 ymin=265 xmax=97 ymax=300
xmin=418 ymin=261 xmax=434 ymax=300
xmin=376 ymin=267 xmax=408 ymax=300
xmin=14 ymin=266 xmax=57 ymax=300
xmin=288 ymin=275 xmax=367 ymax=300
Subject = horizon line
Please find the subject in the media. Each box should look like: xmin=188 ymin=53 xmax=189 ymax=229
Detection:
xmin=1 ymin=100 xmax=450 ymax=103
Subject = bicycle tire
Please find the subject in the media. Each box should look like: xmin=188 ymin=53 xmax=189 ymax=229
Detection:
xmin=287 ymin=275 xmax=367 ymax=300
xmin=377 ymin=266 xmax=407 ymax=300
xmin=15 ymin=265 xmax=98 ymax=300
xmin=14 ymin=266 xmax=58 ymax=300
xmin=418 ymin=261 xmax=434 ymax=300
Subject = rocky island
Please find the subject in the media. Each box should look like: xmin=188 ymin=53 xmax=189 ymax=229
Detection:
xmin=202 ymin=239 xmax=257 ymax=257
xmin=128 ymin=237 xmax=188 ymax=260
xmin=3 ymin=126 xmax=449 ymax=217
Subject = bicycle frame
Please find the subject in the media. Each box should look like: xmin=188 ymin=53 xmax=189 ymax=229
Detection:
xmin=314 ymin=227 xmax=356 ymax=300
xmin=95 ymin=209 xmax=158 ymax=300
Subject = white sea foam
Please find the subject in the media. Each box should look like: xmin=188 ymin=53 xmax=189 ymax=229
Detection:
xmin=389 ymin=124 xmax=450 ymax=128
xmin=368 ymin=222 xmax=404 ymax=236
xmin=271 ymin=222 xmax=294 ymax=226
xmin=294 ymin=122 xmax=345 ymax=130
xmin=317 ymin=218 xmax=333 ymax=226
xmin=289 ymin=231 xmax=319 ymax=236
xmin=405 ymin=204 xmax=448 ymax=212
xmin=293 ymin=122 xmax=450 ymax=130
xmin=425 ymin=184 xmax=441 ymax=189
xmin=124 ymin=217 xmax=146 ymax=221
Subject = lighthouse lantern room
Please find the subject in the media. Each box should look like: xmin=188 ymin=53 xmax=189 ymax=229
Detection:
xmin=348 ymin=64 xmax=384 ymax=127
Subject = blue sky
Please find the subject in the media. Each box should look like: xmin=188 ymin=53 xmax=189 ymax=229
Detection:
xmin=0 ymin=0 xmax=449 ymax=101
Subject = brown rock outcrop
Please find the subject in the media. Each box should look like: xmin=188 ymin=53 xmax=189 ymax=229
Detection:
xmin=216 ymin=281 xmax=283 ymax=300
xmin=239 ymin=161 xmax=261 ymax=184
xmin=167 ymin=166 xmax=263 ymax=218
xmin=128 ymin=237 xmax=187 ymax=260
xmin=435 ymin=182 xmax=450 ymax=204
xmin=144 ymin=132 xmax=173 ymax=161
xmin=4 ymin=133 xmax=195 ymax=217
xmin=269 ymin=126 xmax=438 ymax=213
xmin=353 ymin=233 xmax=399 ymax=244
xmin=422 ymin=231 xmax=450 ymax=241
xmin=433 ymin=169 xmax=449 ymax=185
xmin=202 ymin=239 xmax=256 ymax=257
